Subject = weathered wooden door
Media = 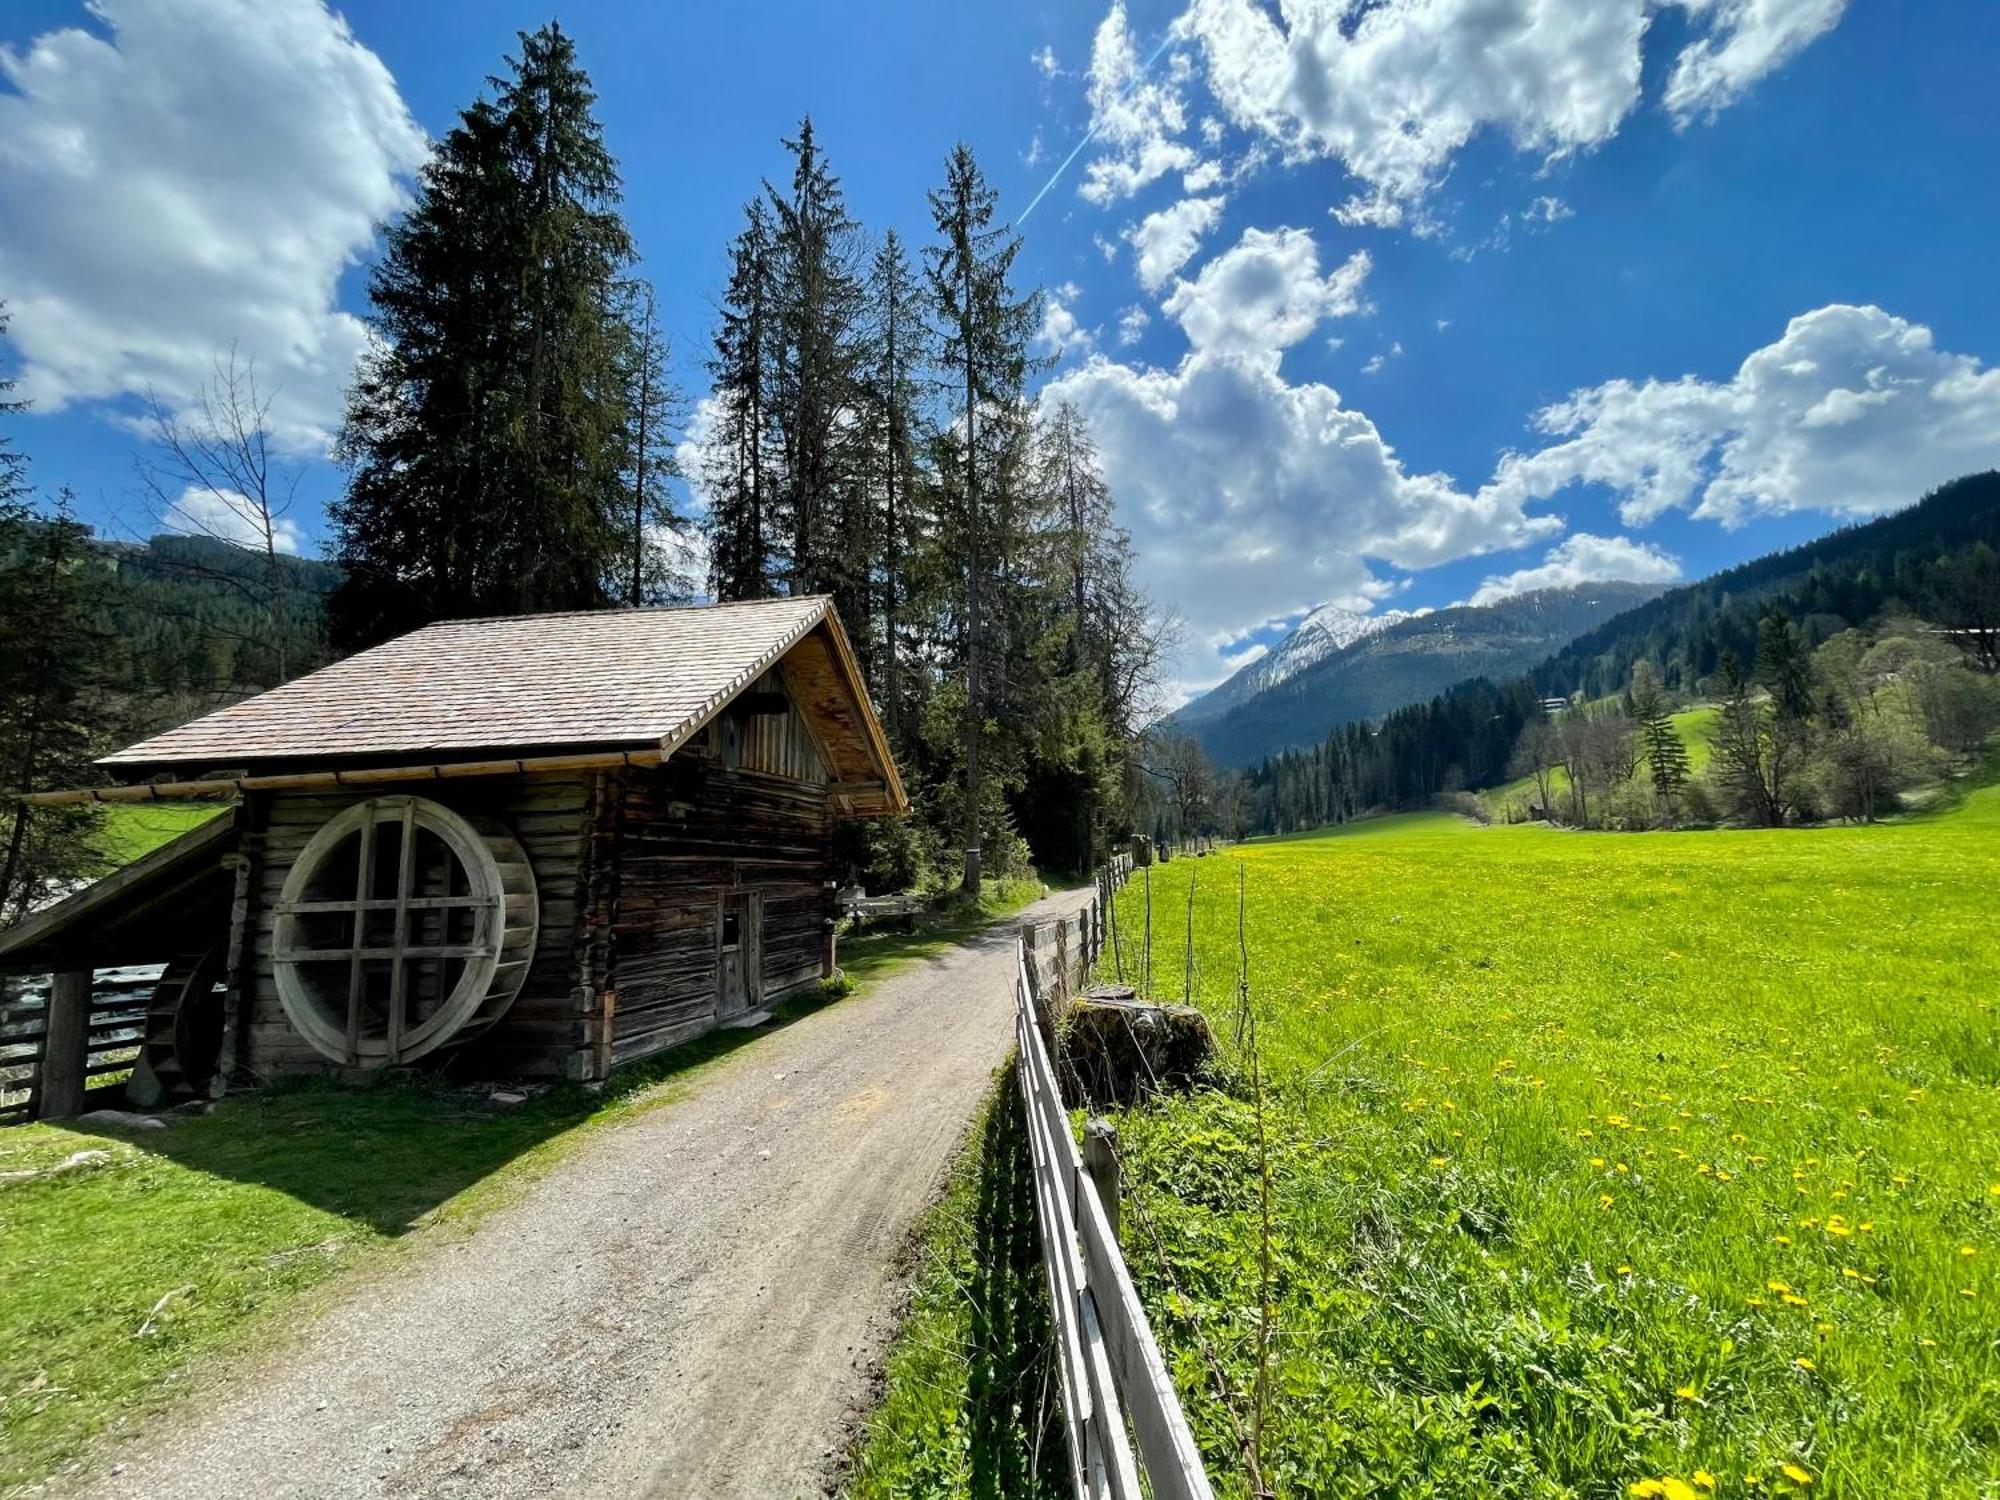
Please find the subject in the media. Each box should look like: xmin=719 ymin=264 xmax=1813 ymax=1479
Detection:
xmin=716 ymin=891 xmax=764 ymax=1021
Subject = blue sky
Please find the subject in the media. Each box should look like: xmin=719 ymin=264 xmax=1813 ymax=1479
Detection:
xmin=3 ymin=0 xmax=1998 ymax=693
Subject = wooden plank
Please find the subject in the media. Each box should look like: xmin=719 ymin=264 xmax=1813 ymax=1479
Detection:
xmin=36 ymin=970 xmax=91 ymax=1119
xmin=1078 ymin=1289 xmax=1144 ymax=1500
xmin=1076 ymin=1168 xmax=1215 ymax=1500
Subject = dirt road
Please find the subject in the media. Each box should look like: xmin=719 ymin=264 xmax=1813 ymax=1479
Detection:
xmin=66 ymin=889 xmax=1088 ymax=1500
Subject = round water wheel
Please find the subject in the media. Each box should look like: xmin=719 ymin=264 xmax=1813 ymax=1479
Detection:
xmin=272 ymin=796 xmax=538 ymax=1068
xmin=126 ymin=943 xmax=230 ymax=1107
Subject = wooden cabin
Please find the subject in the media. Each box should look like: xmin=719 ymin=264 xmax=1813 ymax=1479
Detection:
xmin=0 ymin=598 xmax=904 ymax=1113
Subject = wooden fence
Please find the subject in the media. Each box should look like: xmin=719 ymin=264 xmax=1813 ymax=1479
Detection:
xmin=1014 ymin=851 xmax=1215 ymax=1500
xmin=0 ymin=972 xmax=152 ymax=1124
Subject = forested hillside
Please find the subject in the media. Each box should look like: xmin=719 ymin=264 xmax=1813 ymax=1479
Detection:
xmin=1536 ymin=471 xmax=2000 ymax=697
xmin=1185 ymin=582 xmax=1665 ymax=767
xmin=1223 ymin=474 xmax=2000 ymax=839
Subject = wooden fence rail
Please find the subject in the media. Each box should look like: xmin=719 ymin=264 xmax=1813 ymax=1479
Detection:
xmin=1014 ymin=850 xmax=1215 ymax=1500
xmin=0 ymin=972 xmax=152 ymax=1124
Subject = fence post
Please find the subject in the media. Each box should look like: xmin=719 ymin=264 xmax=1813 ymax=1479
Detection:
xmin=1083 ymin=1117 xmax=1121 ymax=1244
xmin=37 ymin=968 xmax=91 ymax=1121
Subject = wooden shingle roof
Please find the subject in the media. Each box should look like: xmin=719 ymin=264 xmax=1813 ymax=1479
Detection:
xmin=100 ymin=597 xmax=903 ymax=812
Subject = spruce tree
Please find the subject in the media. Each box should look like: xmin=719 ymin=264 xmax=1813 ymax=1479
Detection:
xmin=1630 ymin=661 xmax=1689 ymax=822
xmin=705 ymin=200 xmax=776 ymax=600
xmin=0 ymin=305 xmax=25 ymax=511
xmin=331 ymin=22 xmax=636 ymax=645
xmin=0 ymin=492 xmax=107 ymax=921
xmin=927 ymin=144 xmax=1037 ymax=895
xmin=767 ymin=119 xmax=866 ymax=616
xmin=862 ymin=230 xmax=928 ymax=741
xmin=616 ymin=280 xmax=692 ymax=604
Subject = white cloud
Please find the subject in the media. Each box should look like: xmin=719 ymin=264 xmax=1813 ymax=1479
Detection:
xmin=0 ymin=0 xmax=426 ymax=452
xmin=1467 ymin=532 xmax=1680 ymax=606
xmin=1079 ymin=1 xmax=1197 ymax=205
xmin=1663 ymin=0 xmax=1845 ymax=121
xmin=1126 ymin=195 xmax=1225 ymax=292
xmin=161 ymin=485 xmax=305 ymax=553
xmin=1177 ymin=0 xmax=1845 ymax=224
xmin=1182 ymin=159 xmax=1224 ymax=192
xmin=1044 ymin=345 xmax=1558 ymax=686
xmin=1032 ymin=43 xmax=1060 ymax=77
xmin=1161 ymin=227 xmax=1370 ymax=361
xmin=1034 ymin=282 xmax=1096 ymax=360
xmin=1117 ymin=305 xmax=1151 ymax=347
xmin=1024 ymin=130 xmax=1045 ymax=170
xmin=1525 ymin=194 xmax=1574 ymax=224
xmin=1361 ymin=354 xmax=1386 ymax=376
xmin=1481 ymin=304 xmax=2000 ymax=528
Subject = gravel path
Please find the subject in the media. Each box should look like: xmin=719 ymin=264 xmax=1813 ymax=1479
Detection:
xmin=65 ymin=889 xmax=1089 ymax=1500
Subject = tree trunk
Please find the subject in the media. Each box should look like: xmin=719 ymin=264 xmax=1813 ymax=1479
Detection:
xmin=961 ymin=260 xmax=982 ymax=897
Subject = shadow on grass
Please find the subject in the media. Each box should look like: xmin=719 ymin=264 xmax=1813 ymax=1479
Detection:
xmin=966 ymin=1083 xmax=1069 ymax=1500
xmin=64 ymin=981 xmax=852 ymax=1236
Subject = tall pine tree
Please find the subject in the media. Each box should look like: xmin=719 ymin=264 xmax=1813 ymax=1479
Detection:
xmin=927 ymin=144 xmax=1037 ymax=895
xmin=705 ymin=199 xmax=777 ymax=601
xmin=331 ymin=22 xmax=637 ymax=645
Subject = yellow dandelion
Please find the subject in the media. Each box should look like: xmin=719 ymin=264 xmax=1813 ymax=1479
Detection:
xmin=1600 ymin=1194 xmax=1614 ymax=1210
xmin=1841 ymin=1268 xmax=1859 ymax=1280
xmin=1775 ymin=1234 xmax=1793 ymax=1246
xmin=1676 ymin=1383 xmax=1700 ymax=1401
xmin=1745 ymin=1295 xmax=1766 ymax=1308
xmin=1782 ymin=1293 xmax=1809 ymax=1308
xmin=1794 ymin=1356 xmax=1816 ymax=1372
xmin=1782 ymin=1462 xmax=1812 ymax=1486
xmin=1919 ymin=1337 xmax=1937 ymax=1347
xmin=1768 ymin=1280 xmax=1792 ymax=1294
xmin=1590 ymin=1156 xmax=1607 ymax=1168
xmin=1694 ymin=1473 xmax=1717 ymax=1493
xmin=1429 ymin=1156 xmax=1448 ymax=1168
xmin=1617 ymin=1264 xmax=1634 ymax=1275
xmin=1960 ymin=1245 xmax=1977 ymax=1257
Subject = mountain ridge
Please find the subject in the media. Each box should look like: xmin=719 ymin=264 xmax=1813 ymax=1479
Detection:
xmin=1180 ymin=581 xmax=1670 ymax=766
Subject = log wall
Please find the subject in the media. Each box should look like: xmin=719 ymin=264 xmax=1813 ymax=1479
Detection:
xmin=231 ymin=751 xmax=838 ymax=1084
xmin=604 ymin=756 xmax=835 ymax=1070
xmin=236 ymin=773 xmax=597 ymax=1081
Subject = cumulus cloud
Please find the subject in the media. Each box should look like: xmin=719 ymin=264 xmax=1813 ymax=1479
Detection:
xmin=1033 ymin=282 xmax=1096 ymax=360
xmin=1481 ymin=304 xmax=2000 ymax=527
xmin=1045 ymin=345 xmax=1558 ymax=686
xmin=1126 ymin=195 xmax=1225 ymax=292
xmin=0 ymin=0 xmax=426 ymax=452
xmin=1079 ymin=1 xmax=1197 ymax=205
xmin=1161 ymin=227 xmax=1370 ymax=360
xmin=1467 ymin=532 xmax=1680 ymax=606
xmin=1663 ymin=0 xmax=1846 ymax=121
xmin=1174 ymin=0 xmax=1845 ymax=224
xmin=161 ymin=485 xmax=305 ymax=553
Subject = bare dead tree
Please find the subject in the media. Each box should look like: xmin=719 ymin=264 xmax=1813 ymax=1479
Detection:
xmin=135 ymin=345 xmax=304 ymax=680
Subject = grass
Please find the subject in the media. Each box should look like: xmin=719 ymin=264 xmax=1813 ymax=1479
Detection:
xmin=1098 ymin=789 xmax=2000 ymax=1498
xmin=88 ymin=802 xmax=224 ymax=871
xmin=0 ymin=862 xmax=1055 ymax=1493
xmin=0 ymin=977 xmax=856 ymax=1490
xmin=843 ymin=1080 xmax=1068 ymax=1500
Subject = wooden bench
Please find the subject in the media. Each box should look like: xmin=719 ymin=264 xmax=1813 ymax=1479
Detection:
xmin=841 ymin=893 xmax=926 ymax=934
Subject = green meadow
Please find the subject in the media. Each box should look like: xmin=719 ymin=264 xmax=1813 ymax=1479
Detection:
xmin=1099 ymin=787 xmax=1999 ymax=1498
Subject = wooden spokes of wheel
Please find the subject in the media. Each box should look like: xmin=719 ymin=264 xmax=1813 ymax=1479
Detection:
xmin=271 ymin=796 xmax=538 ymax=1068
